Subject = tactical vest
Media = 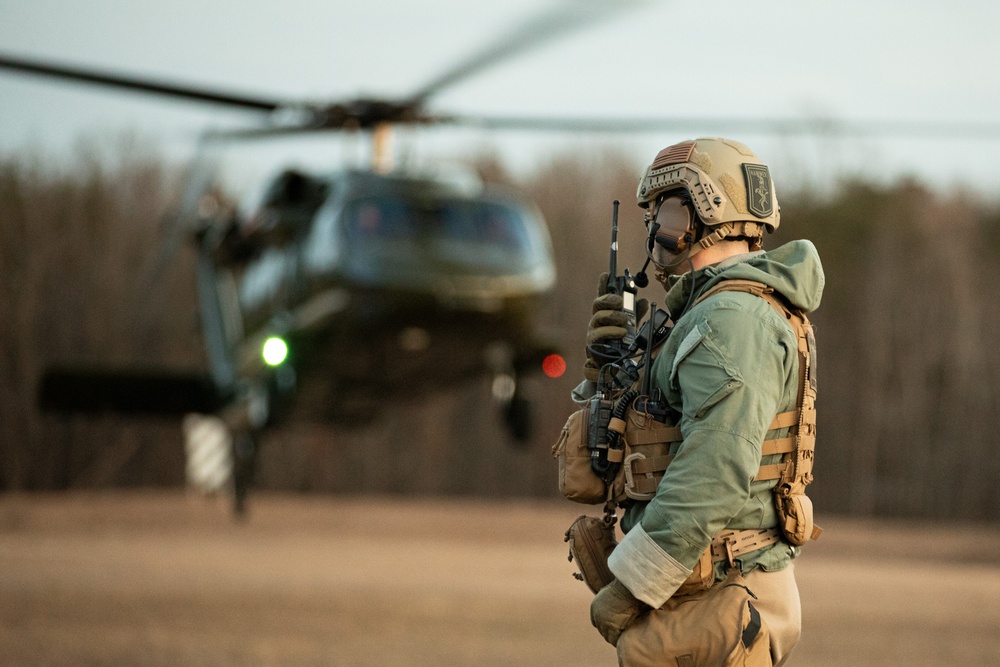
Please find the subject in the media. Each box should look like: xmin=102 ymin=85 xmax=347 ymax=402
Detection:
xmin=554 ymin=279 xmax=821 ymax=547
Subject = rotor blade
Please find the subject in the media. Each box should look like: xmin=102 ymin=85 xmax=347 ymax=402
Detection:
xmin=449 ymin=114 xmax=1000 ymax=139
xmin=199 ymin=113 xmax=435 ymax=141
xmin=201 ymin=124 xmax=334 ymax=142
xmin=0 ymin=52 xmax=283 ymax=112
xmin=405 ymin=0 xmax=646 ymax=106
xmin=133 ymin=132 xmax=219 ymax=326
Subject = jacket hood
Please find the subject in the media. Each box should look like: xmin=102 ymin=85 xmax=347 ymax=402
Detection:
xmin=666 ymin=240 xmax=825 ymax=315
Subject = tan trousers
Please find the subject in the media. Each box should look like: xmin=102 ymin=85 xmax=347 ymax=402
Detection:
xmin=743 ymin=564 xmax=801 ymax=666
xmin=617 ymin=564 xmax=801 ymax=667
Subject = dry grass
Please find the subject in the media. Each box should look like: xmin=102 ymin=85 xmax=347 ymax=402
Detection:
xmin=2 ymin=492 xmax=999 ymax=666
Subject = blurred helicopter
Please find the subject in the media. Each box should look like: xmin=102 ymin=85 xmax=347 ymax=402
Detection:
xmin=9 ymin=1 xmax=994 ymax=512
xmin=1 ymin=2 xmax=651 ymax=513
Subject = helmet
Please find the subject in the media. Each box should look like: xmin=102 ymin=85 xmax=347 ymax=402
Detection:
xmin=636 ymin=137 xmax=779 ymax=265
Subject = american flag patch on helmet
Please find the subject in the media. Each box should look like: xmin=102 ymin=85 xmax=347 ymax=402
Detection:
xmin=651 ymin=141 xmax=695 ymax=169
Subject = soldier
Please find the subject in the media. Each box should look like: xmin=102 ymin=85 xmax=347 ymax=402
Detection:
xmin=580 ymin=138 xmax=824 ymax=666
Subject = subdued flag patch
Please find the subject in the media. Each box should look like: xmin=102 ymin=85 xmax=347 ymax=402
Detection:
xmin=742 ymin=163 xmax=773 ymax=218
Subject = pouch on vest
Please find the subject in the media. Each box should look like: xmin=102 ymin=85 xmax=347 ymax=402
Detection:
xmin=616 ymin=569 xmax=772 ymax=667
xmin=552 ymin=406 xmax=606 ymax=504
xmin=564 ymin=514 xmax=618 ymax=594
xmin=553 ymin=399 xmax=673 ymax=505
xmin=775 ymin=492 xmax=817 ymax=547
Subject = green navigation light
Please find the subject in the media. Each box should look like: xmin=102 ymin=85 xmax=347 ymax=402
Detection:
xmin=262 ymin=337 xmax=289 ymax=366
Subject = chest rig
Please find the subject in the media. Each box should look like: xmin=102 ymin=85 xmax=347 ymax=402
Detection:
xmin=691 ymin=279 xmax=820 ymax=546
xmin=554 ymin=279 xmax=821 ymax=547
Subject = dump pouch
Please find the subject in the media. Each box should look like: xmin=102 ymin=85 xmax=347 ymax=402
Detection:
xmin=564 ymin=514 xmax=618 ymax=594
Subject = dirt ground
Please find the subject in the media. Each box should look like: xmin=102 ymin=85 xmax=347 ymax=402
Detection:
xmin=1 ymin=492 xmax=999 ymax=666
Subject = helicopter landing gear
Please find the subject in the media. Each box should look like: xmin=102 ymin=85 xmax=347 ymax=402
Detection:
xmin=231 ymin=431 xmax=259 ymax=517
xmin=503 ymin=391 xmax=533 ymax=444
xmin=496 ymin=370 xmax=533 ymax=444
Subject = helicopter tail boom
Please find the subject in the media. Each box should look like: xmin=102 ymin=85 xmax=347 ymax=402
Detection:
xmin=38 ymin=366 xmax=226 ymax=416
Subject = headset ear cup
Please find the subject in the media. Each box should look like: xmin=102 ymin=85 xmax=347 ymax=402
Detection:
xmin=650 ymin=196 xmax=699 ymax=266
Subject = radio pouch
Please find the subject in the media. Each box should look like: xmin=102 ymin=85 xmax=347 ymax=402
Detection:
xmin=552 ymin=405 xmax=607 ymax=504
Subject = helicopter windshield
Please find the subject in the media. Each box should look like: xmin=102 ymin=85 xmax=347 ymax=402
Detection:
xmin=344 ymin=196 xmax=532 ymax=251
xmin=329 ymin=191 xmax=555 ymax=293
xmin=345 ymin=197 xmax=416 ymax=242
xmin=437 ymin=200 xmax=531 ymax=249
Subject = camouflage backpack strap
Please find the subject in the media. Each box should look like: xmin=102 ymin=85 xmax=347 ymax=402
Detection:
xmin=693 ymin=279 xmax=822 ymax=546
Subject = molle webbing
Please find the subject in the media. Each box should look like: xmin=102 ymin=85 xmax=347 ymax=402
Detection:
xmin=694 ymin=279 xmax=817 ymax=494
xmin=622 ymin=279 xmax=816 ymax=502
xmin=622 ymin=411 xmax=800 ymax=497
xmin=710 ymin=527 xmax=781 ymax=564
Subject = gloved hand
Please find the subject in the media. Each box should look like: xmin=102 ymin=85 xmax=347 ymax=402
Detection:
xmin=584 ymin=272 xmax=649 ymax=382
xmin=590 ymin=578 xmax=649 ymax=646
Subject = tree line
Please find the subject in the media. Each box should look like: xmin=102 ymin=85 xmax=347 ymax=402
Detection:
xmin=2 ymin=144 xmax=998 ymax=521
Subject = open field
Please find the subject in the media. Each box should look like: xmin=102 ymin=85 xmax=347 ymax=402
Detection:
xmin=1 ymin=492 xmax=999 ymax=666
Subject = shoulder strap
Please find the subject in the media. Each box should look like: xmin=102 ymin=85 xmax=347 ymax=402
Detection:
xmin=694 ymin=278 xmax=774 ymax=305
xmin=689 ymin=279 xmax=817 ymax=492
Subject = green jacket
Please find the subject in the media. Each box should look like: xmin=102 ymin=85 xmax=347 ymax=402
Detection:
xmin=608 ymin=240 xmax=824 ymax=608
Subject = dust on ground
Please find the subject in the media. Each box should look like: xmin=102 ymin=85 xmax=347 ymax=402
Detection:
xmin=1 ymin=492 xmax=999 ymax=666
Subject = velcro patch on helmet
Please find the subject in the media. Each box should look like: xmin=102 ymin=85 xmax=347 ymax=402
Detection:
xmin=651 ymin=141 xmax=695 ymax=169
xmin=719 ymin=172 xmax=747 ymax=215
xmin=689 ymin=149 xmax=713 ymax=175
xmin=722 ymin=139 xmax=756 ymax=156
xmin=742 ymin=164 xmax=773 ymax=218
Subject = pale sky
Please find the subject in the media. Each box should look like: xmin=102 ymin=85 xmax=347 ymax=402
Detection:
xmin=2 ymin=0 xmax=999 ymax=197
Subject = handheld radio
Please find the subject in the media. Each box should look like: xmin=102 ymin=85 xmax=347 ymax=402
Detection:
xmin=589 ymin=200 xmax=640 ymax=371
xmin=606 ymin=200 xmax=639 ymax=348
xmin=588 ymin=201 xmax=655 ymax=482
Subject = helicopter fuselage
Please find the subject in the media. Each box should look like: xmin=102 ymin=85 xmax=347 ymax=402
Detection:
xmin=215 ymin=168 xmax=558 ymax=427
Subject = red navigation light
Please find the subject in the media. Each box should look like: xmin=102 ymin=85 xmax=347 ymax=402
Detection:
xmin=542 ymin=354 xmax=566 ymax=378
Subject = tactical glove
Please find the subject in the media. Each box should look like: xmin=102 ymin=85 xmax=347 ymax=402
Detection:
xmin=584 ymin=272 xmax=648 ymax=382
xmin=590 ymin=578 xmax=649 ymax=646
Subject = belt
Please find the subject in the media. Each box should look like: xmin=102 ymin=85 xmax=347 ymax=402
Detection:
xmin=710 ymin=527 xmax=782 ymax=567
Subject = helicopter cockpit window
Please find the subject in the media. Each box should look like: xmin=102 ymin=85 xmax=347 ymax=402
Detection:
xmin=345 ymin=197 xmax=417 ymax=242
xmin=345 ymin=196 xmax=531 ymax=249
xmin=437 ymin=201 xmax=530 ymax=249
xmin=341 ymin=194 xmax=550 ymax=278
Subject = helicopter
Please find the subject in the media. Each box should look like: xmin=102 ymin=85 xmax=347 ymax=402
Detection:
xmin=6 ymin=1 xmax=996 ymax=513
xmin=1 ymin=2 xmax=654 ymax=513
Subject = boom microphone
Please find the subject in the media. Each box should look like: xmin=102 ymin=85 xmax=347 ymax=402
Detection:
xmin=633 ymin=256 xmax=651 ymax=288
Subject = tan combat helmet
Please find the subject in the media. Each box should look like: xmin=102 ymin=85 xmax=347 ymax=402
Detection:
xmin=636 ymin=137 xmax=780 ymax=264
